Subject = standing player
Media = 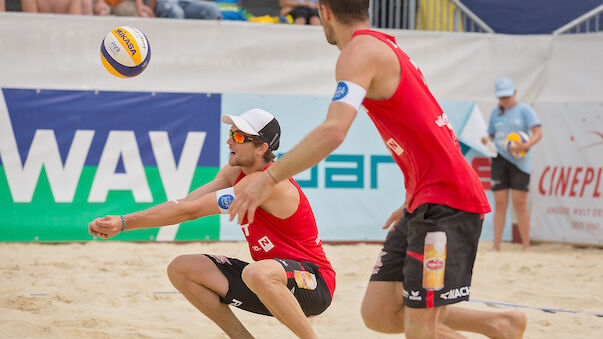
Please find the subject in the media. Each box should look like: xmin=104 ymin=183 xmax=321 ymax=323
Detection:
xmin=228 ymin=1 xmax=526 ymax=337
xmin=89 ymin=108 xmax=335 ymax=339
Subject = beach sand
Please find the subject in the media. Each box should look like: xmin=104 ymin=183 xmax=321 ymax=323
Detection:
xmin=1 ymin=240 xmax=601 ymax=338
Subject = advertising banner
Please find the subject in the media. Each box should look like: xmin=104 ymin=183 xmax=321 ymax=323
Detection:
xmin=1 ymin=88 xmax=497 ymax=242
xmin=530 ymin=103 xmax=603 ymax=245
xmin=0 ymin=88 xmax=221 ymax=241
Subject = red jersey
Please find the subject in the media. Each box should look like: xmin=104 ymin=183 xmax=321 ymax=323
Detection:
xmin=235 ymin=168 xmax=336 ymax=297
xmin=353 ymin=30 xmax=490 ymax=214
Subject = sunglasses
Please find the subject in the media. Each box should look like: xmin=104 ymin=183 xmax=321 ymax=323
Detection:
xmin=229 ymin=130 xmax=258 ymax=144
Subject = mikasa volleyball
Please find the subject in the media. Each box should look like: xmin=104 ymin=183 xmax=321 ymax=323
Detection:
xmin=505 ymin=131 xmax=530 ymax=158
xmin=100 ymin=26 xmax=151 ymax=78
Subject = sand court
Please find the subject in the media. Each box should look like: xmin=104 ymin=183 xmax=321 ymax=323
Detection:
xmin=1 ymin=241 xmax=601 ymax=338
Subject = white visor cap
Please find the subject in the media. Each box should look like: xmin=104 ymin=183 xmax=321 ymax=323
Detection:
xmin=222 ymin=108 xmax=281 ymax=150
xmin=222 ymin=108 xmax=273 ymax=135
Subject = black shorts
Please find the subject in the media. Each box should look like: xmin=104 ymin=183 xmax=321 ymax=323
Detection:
xmin=289 ymin=6 xmax=319 ymax=21
xmin=204 ymin=255 xmax=332 ymax=317
xmin=491 ymin=155 xmax=530 ymax=191
xmin=370 ymin=203 xmax=483 ymax=308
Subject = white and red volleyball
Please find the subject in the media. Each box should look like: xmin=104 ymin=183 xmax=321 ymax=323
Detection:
xmin=100 ymin=26 xmax=151 ymax=78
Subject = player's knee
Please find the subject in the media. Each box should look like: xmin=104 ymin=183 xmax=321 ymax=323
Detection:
xmin=403 ymin=312 xmax=437 ymax=338
xmin=360 ymin=305 xmax=381 ymax=331
xmin=167 ymin=254 xmax=203 ymax=283
xmin=361 ymin=303 xmax=405 ymax=333
xmin=166 ymin=255 xmax=187 ymax=281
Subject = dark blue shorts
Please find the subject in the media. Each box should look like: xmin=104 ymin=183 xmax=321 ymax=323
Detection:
xmin=491 ymin=155 xmax=530 ymax=191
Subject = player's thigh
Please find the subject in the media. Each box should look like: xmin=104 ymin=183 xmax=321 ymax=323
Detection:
xmin=362 ymin=281 xmax=404 ymax=316
xmin=241 ymin=259 xmax=287 ymax=286
xmin=168 ymin=254 xmax=229 ymax=296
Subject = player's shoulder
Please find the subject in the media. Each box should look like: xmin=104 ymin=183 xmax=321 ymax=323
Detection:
xmin=341 ymin=34 xmax=383 ymax=60
xmin=516 ymin=102 xmax=536 ymax=114
xmin=517 ymin=102 xmax=534 ymax=110
xmin=336 ymin=35 xmax=384 ymax=77
xmin=217 ymin=164 xmax=243 ymax=184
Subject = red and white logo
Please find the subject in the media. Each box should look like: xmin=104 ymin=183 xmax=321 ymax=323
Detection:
xmin=386 ymin=138 xmax=404 ymax=156
xmin=258 ymin=236 xmax=274 ymax=252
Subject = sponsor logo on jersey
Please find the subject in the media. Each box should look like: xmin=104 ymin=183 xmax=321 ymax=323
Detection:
xmin=386 ymin=138 xmax=404 ymax=156
xmin=258 ymin=235 xmax=274 ymax=252
xmin=241 ymin=224 xmax=250 ymax=237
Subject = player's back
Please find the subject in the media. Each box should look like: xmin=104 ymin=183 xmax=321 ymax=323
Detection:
xmin=354 ymin=30 xmax=490 ymax=215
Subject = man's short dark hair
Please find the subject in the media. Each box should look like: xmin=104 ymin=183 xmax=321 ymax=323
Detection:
xmin=253 ymin=139 xmax=277 ymax=162
xmin=319 ymin=0 xmax=369 ymax=24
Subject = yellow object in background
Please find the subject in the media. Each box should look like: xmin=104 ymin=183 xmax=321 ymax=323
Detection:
xmin=417 ymin=0 xmax=463 ymax=32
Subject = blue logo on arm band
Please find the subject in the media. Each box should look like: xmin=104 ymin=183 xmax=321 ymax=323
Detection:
xmin=218 ymin=194 xmax=235 ymax=209
xmin=332 ymin=82 xmax=349 ymax=101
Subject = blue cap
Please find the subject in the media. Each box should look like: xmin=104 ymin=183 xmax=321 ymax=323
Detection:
xmin=494 ymin=77 xmax=515 ymax=98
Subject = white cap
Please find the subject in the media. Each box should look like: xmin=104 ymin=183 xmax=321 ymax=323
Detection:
xmin=222 ymin=108 xmax=281 ymax=150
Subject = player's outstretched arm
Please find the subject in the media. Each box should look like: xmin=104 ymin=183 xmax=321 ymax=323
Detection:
xmin=88 ymin=191 xmax=221 ymax=239
xmin=88 ymin=165 xmax=242 ymax=239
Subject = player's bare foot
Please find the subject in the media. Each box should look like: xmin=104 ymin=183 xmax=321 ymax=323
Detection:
xmin=492 ymin=311 xmax=527 ymax=339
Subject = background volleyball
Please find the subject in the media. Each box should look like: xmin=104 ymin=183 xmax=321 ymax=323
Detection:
xmin=505 ymin=131 xmax=530 ymax=158
xmin=100 ymin=26 xmax=151 ymax=78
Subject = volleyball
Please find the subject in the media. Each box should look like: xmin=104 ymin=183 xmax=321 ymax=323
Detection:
xmin=100 ymin=26 xmax=151 ymax=78
xmin=505 ymin=131 xmax=530 ymax=158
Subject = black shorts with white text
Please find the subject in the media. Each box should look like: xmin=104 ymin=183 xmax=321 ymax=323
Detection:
xmin=370 ymin=203 xmax=483 ymax=308
xmin=204 ymin=255 xmax=332 ymax=316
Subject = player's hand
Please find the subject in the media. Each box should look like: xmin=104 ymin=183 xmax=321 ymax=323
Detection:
xmin=228 ymin=172 xmax=276 ymax=225
xmin=508 ymin=141 xmax=528 ymax=153
xmin=382 ymin=203 xmax=406 ymax=230
xmin=88 ymin=215 xmax=122 ymax=239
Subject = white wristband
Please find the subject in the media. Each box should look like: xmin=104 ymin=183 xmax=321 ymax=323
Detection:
xmin=216 ymin=187 xmax=235 ymax=214
xmin=332 ymin=80 xmax=367 ymax=111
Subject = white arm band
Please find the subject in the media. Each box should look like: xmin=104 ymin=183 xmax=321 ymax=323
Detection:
xmin=332 ymin=80 xmax=367 ymax=111
xmin=216 ymin=187 xmax=235 ymax=214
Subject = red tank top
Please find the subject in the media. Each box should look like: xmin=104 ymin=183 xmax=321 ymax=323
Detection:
xmin=353 ymin=30 xmax=490 ymax=214
xmin=235 ymin=167 xmax=336 ymax=296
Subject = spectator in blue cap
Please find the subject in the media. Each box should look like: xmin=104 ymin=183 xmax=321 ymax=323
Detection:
xmin=482 ymin=77 xmax=543 ymax=251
